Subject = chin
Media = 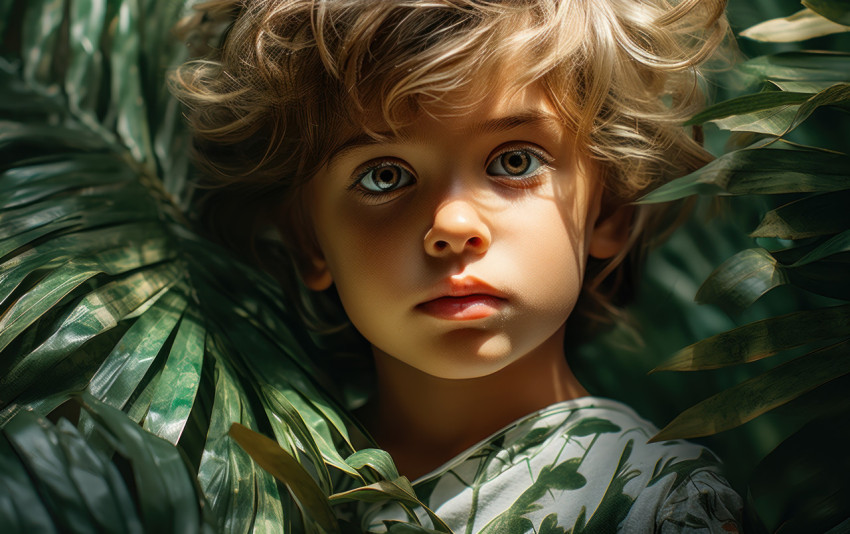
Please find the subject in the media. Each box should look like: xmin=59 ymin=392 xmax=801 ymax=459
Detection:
xmin=416 ymin=344 xmax=518 ymax=380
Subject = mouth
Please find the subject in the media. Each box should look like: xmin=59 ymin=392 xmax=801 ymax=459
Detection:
xmin=416 ymin=277 xmax=507 ymax=320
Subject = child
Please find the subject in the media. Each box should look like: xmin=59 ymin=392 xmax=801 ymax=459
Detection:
xmin=174 ymin=0 xmax=743 ymax=531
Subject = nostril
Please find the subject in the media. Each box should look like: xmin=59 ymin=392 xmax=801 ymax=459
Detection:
xmin=467 ymin=236 xmax=481 ymax=248
xmin=435 ymin=240 xmax=448 ymax=251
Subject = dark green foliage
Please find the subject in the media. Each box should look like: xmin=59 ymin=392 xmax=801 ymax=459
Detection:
xmin=1 ymin=0 xmax=848 ymax=533
xmin=635 ymin=2 xmax=850 ymax=532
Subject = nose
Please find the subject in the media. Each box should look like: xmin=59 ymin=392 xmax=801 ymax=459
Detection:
xmin=424 ymin=200 xmax=492 ymax=257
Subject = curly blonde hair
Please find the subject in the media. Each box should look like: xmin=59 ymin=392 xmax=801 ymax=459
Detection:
xmin=172 ymin=0 xmax=730 ymax=331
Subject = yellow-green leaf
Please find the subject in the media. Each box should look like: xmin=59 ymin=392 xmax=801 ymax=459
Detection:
xmin=740 ymin=8 xmax=850 ymax=43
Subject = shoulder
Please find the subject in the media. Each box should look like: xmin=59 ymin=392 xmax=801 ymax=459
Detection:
xmin=564 ymin=398 xmax=743 ymax=533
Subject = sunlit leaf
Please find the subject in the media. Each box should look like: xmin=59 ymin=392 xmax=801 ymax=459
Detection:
xmin=84 ymin=289 xmax=187 ymax=411
xmin=229 ymin=422 xmax=340 ymax=534
xmin=65 ymin=0 xmax=108 ymax=131
xmin=199 ymin=350 xmax=284 ymax=534
xmin=685 ymin=91 xmax=810 ymax=127
xmin=738 ymin=51 xmax=850 ymax=83
xmin=787 ymin=83 xmax=850 ymax=133
xmin=0 ymin=224 xmax=167 ymax=310
xmin=0 ymin=264 xmax=179 ymax=406
xmin=751 ymin=191 xmax=850 ymax=239
xmin=769 ymin=80 xmax=846 ymax=93
xmin=110 ymin=0 xmax=153 ymax=165
xmin=346 ymin=448 xmax=401 ymax=482
xmin=639 ymin=149 xmax=850 ymax=203
xmin=260 ymin=386 xmax=333 ymax=494
xmin=721 ymin=83 xmax=849 ymax=135
xmin=330 ymin=479 xmax=454 ymax=534
xmin=652 ymin=304 xmax=850 ymax=372
xmin=143 ymin=307 xmax=205 ymax=444
xmin=740 ymin=8 xmax=850 ymax=43
xmin=652 ymin=339 xmax=850 ymax=441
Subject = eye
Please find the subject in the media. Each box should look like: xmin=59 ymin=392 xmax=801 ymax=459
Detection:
xmin=356 ymin=162 xmax=415 ymax=193
xmin=486 ymin=149 xmax=544 ymax=177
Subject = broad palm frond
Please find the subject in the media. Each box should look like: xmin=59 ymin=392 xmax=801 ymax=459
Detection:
xmin=0 ymin=1 xmax=370 ymax=531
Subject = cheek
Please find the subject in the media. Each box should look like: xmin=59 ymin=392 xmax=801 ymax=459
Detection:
xmin=507 ymin=193 xmax=592 ymax=313
xmin=320 ymin=209 xmax=421 ymax=305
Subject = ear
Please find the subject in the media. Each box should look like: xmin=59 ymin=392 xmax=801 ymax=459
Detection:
xmin=588 ymin=204 xmax=633 ymax=260
xmin=300 ymin=255 xmax=333 ymax=291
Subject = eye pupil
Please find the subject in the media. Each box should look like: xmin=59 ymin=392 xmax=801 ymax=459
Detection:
xmin=376 ymin=167 xmax=400 ymax=189
xmin=502 ymin=151 xmax=530 ymax=175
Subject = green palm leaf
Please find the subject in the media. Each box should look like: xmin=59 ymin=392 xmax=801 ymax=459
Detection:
xmin=0 ymin=1 xmax=382 ymax=531
xmin=642 ymin=3 xmax=850 ymax=532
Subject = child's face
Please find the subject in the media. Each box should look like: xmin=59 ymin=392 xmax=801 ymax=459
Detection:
xmin=303 ymin=80 xmax=627 ymax=379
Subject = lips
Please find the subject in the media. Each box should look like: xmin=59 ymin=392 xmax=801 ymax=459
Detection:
xmin=416 ymin=277 xmax=507 ymax=320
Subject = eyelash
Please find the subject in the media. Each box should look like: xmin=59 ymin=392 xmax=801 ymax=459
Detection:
xmin=347 ymin=144 xmax=554 ymax=201
xmin=486 ymin=145 xmax=553 ymax=188
xmin=348 ymin=159 xmax=416 ymax=203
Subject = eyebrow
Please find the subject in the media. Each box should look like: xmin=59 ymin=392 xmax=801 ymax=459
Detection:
xmin=326 ymin=110 xmax=563 ymax=163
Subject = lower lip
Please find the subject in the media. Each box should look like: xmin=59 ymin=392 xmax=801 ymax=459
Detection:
xmin=416 ymin=295 xmax=505 ymax=320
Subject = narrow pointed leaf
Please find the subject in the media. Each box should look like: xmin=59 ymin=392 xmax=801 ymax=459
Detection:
xmin=694 ymin=83 xmax=850 ymax=136
xmin=85 ymin=289 xmax=187 ymax=410
xmin=639 ymin=149 xmax=850 ymax=203
xmin=110 ymin=0 xmax=153 ymax=165
xmin=738 ymin=51 xmax=850 ymax=83
xmin=769 ymin=80 xmax=844 ymax=92
xmin=260 ymin=386 xmax=333 ymax=493
xmin=143 ymin=307 xmax=205 ymax=444
xmin=229 ymin=422 xmax=340 ymax=534
xmin=653 ymin=304 xmax=850 ymax=372
xmin=685 ymin=91 xmax=811 ymax=127
xmin=740 ymin=8 xmax=850 ymax=43
xmin=707 ymin=105 xmax=800 ymax=135
xmin=199 ymin=349 xmax=283 ymax=534
xmin=751 ymin=191 xmax=850 ymax=239
xmin=330 ymin=479 xmax=453 ymax=534
xmin=53 ymin=419 xmax=144 ymax=534
xmin=791 ymin=229 xmax=850 ymax=266
xmin=79 ymin=394 xmax=204 ymax=533
xmin=3 ymin=411 xmax=100 ymax=532
xmin=346 ymin=449 xmax=401 ymax=482
xmin=803 ymin=0 xmax=850 ymax=26
xmin=20 ymin=0 xmax=65 ymax=87
xmin=66 ymin=0 xmax=108 ymax=126
xmin=0 ymin=264 xmax=178 ymax=405
xmin=652 ymin=339 xmax=850 ymax=441
xmin=0 ymin=223 xmax=168 ymax=309
xmin=695 ymin=248 xmax=789 ymax=310
xmin=787 ymin=83 xmax=850 ymax=133
xmin=0 ymin=429 xmax=58 ymax=533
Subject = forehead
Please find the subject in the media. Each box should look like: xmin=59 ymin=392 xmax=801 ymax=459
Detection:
xmin=328 ymin=79 xmax=569 ymax=162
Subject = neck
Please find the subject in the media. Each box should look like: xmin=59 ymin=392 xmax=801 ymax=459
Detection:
xmin=364 ymin=325 xmax=588 ymax=480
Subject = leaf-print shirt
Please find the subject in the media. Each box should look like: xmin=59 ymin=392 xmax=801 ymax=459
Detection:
xmin=360 ymin=397 xmax=742 ymax=533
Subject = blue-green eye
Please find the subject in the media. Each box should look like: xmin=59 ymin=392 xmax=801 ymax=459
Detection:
xmin=486 ymin=149 xmax=543 ymax=177
xmin=357 ymin=163 xmax=415 ymax=193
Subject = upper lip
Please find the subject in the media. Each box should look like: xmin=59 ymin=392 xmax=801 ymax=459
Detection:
xmin=419 ymin=276 xmax=507 ymax=303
